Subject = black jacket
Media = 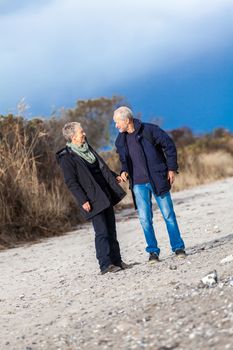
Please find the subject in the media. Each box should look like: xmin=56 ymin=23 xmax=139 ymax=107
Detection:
xmin=56 ymin=145 xmax=126 ymax=220
xmin=115 ymin=119 xmax=178 ymax=208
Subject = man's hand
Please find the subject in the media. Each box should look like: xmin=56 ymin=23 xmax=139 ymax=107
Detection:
xmin=167 ymin=171 xmax=176 ymax=185
xmin=82 ymin=201 xmax=92 ymax=212
xmin=120 ymin=171 xmax=129 ymax=182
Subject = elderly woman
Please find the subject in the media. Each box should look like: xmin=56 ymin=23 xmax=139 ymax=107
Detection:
xmin=56 ymin=122 xmax=128 ymax=275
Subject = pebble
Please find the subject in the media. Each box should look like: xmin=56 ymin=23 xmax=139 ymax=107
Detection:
xmin=201 ymin=270 xmax=218 ymax=287
xmin=229 ymin=278 xmax=233 ymax=287
xmin=220 ymin=255 xmax=233 ymax=265
xmin=1 ymin=179 xmax=233 ymax=350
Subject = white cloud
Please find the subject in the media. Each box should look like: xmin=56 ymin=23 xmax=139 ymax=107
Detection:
xmin=0 ymin=0 xmax=233 ymax=112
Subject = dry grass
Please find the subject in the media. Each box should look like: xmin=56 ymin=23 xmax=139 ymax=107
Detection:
xmin=103 ymin=148 xmax=233 ymax=206
xmin=0 ymin=120 xmax=72 ymax=247
xmin=173 ymin=151 xmax=233 ymax=191
xmin=0 ymin=114 xmax=233 ymax=249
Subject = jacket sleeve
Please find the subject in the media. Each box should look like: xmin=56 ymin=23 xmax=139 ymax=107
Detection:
xmin=59 ymin=156 xmax=89 ymax=205
xmin=111 ymin=170 xmax=119 ymax=178
xmin=115 ymin=137 xmax=128 ymax=174
xmin=151 ymin=125 xmax=178 ymax=171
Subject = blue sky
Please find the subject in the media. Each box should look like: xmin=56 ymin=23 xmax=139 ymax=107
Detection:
xmin=0 ymin=0 xmax=233 ymax=132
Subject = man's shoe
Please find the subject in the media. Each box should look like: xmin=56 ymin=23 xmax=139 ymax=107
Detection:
xmin=120 ymin=261 xmax=133 ymax=269
xmin=148 ymin=252 xmax=159 ymax=263
xmin=175 ymin=249 xmax=186 ymax=258
xmin=101 ymin=264 xmax=122 ymax=275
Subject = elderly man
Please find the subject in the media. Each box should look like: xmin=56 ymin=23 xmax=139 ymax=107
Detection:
xmin=113 ymin=106 xmax=186 ymax=262
xmin=56 ymin=122 xmax=128 ymax=274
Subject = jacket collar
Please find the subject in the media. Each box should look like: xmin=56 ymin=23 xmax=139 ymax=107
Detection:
xmin=116 ymin=118 xmax=143 ymax=146
xmin=132 ymin=118 xmax=142 ymax=133
xmin=55 ymin=146 xmax=69 ymax=163
xmin=56 ymin=143 xmax=105 ymax=168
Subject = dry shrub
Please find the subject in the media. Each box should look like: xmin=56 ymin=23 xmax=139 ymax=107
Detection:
xmin=1 ymin=109 xmax=233 ymax=249
xmin=0 ymin=118 xmax=74 ymax=247
xmin=173 ymin=150 xmax=233 ymax=191
xmin=199 ymin=151 xmax=233 ymax=177
xmin=103 ymin=148 xmax=233 ymax=201
xmin=0 ymin=96 xmax=123 ymax=248
xmin=224 ymin=137 xmax=233 ymax=155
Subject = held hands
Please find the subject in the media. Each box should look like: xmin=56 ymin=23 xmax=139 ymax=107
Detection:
xmin=116 ymin=176 xmax=122 ymax=183
xmin=167 ymin=170 xmax=176 ymax=185
xmin=121 ymin=171 xmax=129 ymax=182
xmin=116 ymin=171 xmax=129 ymax=183
xmin=82 ymin=201 xmax=92 ymax=212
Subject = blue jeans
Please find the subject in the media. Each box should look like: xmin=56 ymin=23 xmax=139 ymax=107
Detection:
xmin=133 ymin=183 xmax=185 ymax=255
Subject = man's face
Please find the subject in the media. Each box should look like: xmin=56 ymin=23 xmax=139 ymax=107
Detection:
xmin=113 ymin=114 xmax=129 ymax=133
xmin=71 ymin=127 xmax=86 ymax=145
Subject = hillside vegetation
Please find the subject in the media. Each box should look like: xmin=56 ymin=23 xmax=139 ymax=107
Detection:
xmin=1 ymin=98 xmax=233 ymax=248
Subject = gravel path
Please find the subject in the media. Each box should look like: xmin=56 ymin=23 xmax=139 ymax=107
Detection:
xmin=1 ymin=178 xmax=233 ymax=350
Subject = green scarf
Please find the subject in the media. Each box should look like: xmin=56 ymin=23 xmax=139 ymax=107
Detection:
xmin=67 ymin=141 xmax=96 ymax=164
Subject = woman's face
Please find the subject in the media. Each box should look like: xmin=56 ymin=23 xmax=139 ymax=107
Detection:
xmin=71 ymin=127 xmax=86 ymax=146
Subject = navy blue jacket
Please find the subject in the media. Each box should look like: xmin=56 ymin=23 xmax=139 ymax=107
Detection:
xmin=115 ymin=119 xmax=178 ymax=208
xmin=56 ymin=145 xmax=126 ymax=220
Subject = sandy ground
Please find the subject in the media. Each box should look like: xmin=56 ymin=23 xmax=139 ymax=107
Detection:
xmin=1 ymin=177 xmax=233 ymax=350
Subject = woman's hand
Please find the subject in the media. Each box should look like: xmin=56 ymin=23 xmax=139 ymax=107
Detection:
xmin=116 ymin=176 xmax=123 ymax=183
xmin=82 ymin=201 xmax=92 ymax=212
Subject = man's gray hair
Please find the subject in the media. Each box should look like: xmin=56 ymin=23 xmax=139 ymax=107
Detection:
xmin=113 ymin=106 xmax=133 ymax=121
xmin=62 ymin=122 xmax=82 ymax=141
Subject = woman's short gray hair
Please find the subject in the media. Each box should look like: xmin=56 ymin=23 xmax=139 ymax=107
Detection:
xmin=113 ymin=106 xmax=133 ymax=121
xmin=62 ymin=122 xmax=82 ymax=141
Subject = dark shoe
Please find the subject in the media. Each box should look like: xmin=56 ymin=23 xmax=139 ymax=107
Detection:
xmin=101 ymin=264 xmax=122 ymax=275
xmin=148 ymin=252 xmax=159 ymax=263
xmin=119 ymin=261 xmax=133 ymax=270
xmin=175 ymin=249 xmax=186 ymax=258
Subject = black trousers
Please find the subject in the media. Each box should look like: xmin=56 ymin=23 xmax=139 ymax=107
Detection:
xmin=91 ymin=205 xmax=122 ymax=271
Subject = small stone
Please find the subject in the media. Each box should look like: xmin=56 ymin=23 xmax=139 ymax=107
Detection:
xmin=220 ymin=255 xmax=233 ymax=265
xmin=201 ymin=270 xmax=218 ymax=287
xmin=229 ymin=278 xmax=233 ymax=287
xmin=143 ymin=315 xmax=151 ymax=322
xmin=213 ymin=225 xmax=220 ymax=233
xmin=189 ymin=333 xmax=196 ymax=339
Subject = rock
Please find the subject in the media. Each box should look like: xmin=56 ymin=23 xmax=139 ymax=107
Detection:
xmin=229 ymin=278 xmax=233 ymax=287
xmin=213 ymin=225 xmax=220 ymax=233
xmin=144 ymin=315 xmax=152 ymax=322
xmin=201 ymin=270 xmax=218 ymax=287
xmin=114 ymin=322 xmax=132 ymax=332
xmin=220 ymin=255 xmax=233 ymax=265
